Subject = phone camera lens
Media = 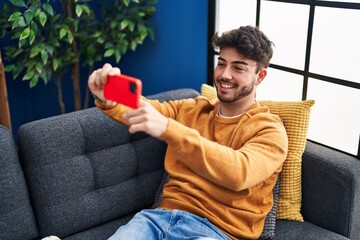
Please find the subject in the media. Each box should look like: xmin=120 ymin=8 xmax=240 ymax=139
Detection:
xmin=129 ymin=82 xmax=137 ymax=93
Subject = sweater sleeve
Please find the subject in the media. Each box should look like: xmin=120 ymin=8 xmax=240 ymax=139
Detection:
xmin=159 ymin=116 xmax=288 ymax=192
xmin=95 ymin=97 xmax=184 ymax=125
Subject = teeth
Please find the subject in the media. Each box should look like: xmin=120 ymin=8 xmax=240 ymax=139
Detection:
xmin=220 ymin=83 xmax=234 ymax=89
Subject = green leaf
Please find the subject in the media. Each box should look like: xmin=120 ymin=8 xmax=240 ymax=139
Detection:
xmin=12 ymin=16 xmax=26 ymax=29
xmin=114 ymin=49 xmax=121 ymax=63
xmin=120 ymin=20 xmax=129 ymax=30
xmin=13 ymin=48 xmax=24 ymax=57
xmin=30 ymin=75 xmax=39 ymax=88
xmin=104 ymin=48 xmax=115 ymax=57
xmin=137 ymin=11 xmax=145 ymax=17
xmin=130 ymin=41 xmax=137 ymax=51
xmin=110 ymin=20 xmax=117 ymax=30
xmin=87 ymin=45 xmax=96 ymax=56
xmin=67 ymin=31 xmax=74 ymax=44
xmin=18 ymin=38 xmax=27 ymax=48
xmin=9 ymin=0 xmax=26 ymax=7
xmin=30 ymin=21 xmax=39 ymax=36
xmin=35 ymin=63 xmax=42 ymax=74
xmin=24 ymin=10 xmax=34 ymax=24
xmin=29 ymin=29 xmax=35 ymax=45
xmin=74 ymin=19 xmax=79 ymax=32
xmin=30 ymin=46 xmax=41 ymax=58
xmin=128 ymin=21 xmax=135 ymax=32
xmin=45 ymin=45 xmax=53 ymax=56
xmin=92 ymin=31 xmax=102 ymax=38
xmin=30 ymin=3 xmax=41 ymax=17
xmin=26 ymin=60 xmax=36 ymax=69
xmin=42 ymin=3 xmax=54 ymax=16
xmin=123 ymin=0 xmax=130 ymax=7
xmin=19 ymin=27 xmax=30 ymax=41
xmin=60 ymin=27 xmax=67 ymax=39
xmin=8 ymin=12 xmax=22 ymax=22
xmin=53 ymin=58 xmax=60 ymax=71
xmin=23 ymin=70 xmax=35 ymax=81
xmin=41 ymin=49 xmax=48 ymax=65
xmin=146 ymin=6 xmax=156 ymax=15
xmin=13 ymin=64 xmax=25 ymax=79
xmin=39 ymin=70 xmax=49 ymax=84
xmin=97 ymin=37 xmax=105 ymax=44
xmin=119 ymin=40 xmax=128 ymax=54
xmin=75 ymin=4 xmax=83 ymax=17
xmin=137 ymin=23 xmax=146 ymax=31
xmin=39 ymin=11 xmax=47 ymax=26
xmin=4 ymin=65 xmax=15 ymax=72
xmin=82 ymin=5 xmax=91 ymax=15
xmin=104 ymin=42 xmax=114 ymax=49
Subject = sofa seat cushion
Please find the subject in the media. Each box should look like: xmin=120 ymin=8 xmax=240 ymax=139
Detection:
xmin=274 ymin=220 xmax=349 ymax=240
xmin=63 ymin=214 xmax=134 ymax=240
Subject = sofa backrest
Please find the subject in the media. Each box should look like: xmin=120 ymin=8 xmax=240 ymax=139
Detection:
xmin=0 ymin=125 xmax=39 ymax=240
xmin=16 ymin=89 xmax=200 ymax=239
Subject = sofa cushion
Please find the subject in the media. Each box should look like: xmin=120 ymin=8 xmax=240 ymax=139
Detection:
xmin=259 ymin=100 xmax=314 ymax=222
xmin=260 ymin=174 xmax=281 ymax=240
xmin=274 ymin=220 xmax=350 ymax=240
xmin=63 ymin=214 xmax=133 ymax=240
xmin=0 ymin=125 xmax=39 ymax=240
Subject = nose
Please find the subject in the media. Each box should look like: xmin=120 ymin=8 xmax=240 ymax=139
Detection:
xmin=220 ymin=66 xmax=232 ymax=80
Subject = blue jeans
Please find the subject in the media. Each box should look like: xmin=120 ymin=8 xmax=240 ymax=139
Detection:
xmin=108 ymin=209 xmax=231 ymax=240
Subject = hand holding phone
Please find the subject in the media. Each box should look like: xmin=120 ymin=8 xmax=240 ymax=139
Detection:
xmin=104 ymin=74 xmax=142 ymax=108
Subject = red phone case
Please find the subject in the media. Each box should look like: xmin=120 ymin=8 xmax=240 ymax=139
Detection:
xmin=104 ymin=74 xmax=142 ymax=108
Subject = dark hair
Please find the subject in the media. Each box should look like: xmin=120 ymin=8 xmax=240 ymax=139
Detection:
xmin=212 ymin=26 xmax=274 ymax=71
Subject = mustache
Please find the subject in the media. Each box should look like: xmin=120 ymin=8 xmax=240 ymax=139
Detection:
xmin=215 ymin=79 xmax=237 ymax=86
xmin=217 ymin=78 xmax=229 ymax=83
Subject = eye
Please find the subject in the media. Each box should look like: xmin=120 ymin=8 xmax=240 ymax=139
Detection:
xmin=233 ymin=65 xmax=246 ymax=72
xmin=216 ymin=62 xmax=226 ymax=68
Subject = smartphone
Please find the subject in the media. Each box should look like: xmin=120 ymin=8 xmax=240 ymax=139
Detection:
xmin=104 ymin=74 xmax=142 ymax=108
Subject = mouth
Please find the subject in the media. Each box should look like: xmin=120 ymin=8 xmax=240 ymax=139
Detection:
xmin=216 ymin=80 xmax=236 ymax=90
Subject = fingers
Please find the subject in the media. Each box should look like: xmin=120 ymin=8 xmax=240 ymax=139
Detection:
xmin=124 ymin=101 xmax=151 ymax=124
xmin=123 ymin=101 xmax=168 ymax=138
xmin=88 ymin=69 xmax=99 ymax=90
xmin=99 ymin=63 xmax=113 ymax=85
xmin=88 ymin=63 xmax=121 ymax=99
xmin=108 ymin=67 xmax=121 ymax=76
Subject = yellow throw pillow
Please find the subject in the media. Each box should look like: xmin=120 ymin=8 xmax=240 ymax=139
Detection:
xmin=201 ymin=83 xmax=218 ymax=100
xmin=200 ymin=84 xmax=315 ymax=222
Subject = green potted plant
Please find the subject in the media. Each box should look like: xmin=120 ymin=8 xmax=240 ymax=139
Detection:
xmin=0 ymin=0 xmax=156 ymax=113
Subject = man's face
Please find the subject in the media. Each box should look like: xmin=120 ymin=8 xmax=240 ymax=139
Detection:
xmin=213 ymin=48 xmax=265 ymax=104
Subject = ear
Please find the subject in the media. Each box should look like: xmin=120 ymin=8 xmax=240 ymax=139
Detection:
xmin=256 ymin=68 xmax=267 ymax=85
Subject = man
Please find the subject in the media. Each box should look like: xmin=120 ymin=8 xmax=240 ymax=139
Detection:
xmin=88 ymin=26 xmax=288 ymax=240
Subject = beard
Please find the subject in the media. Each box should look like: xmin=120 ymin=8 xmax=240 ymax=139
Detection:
xmin=216 ymin=79 xmax=256 ymax=103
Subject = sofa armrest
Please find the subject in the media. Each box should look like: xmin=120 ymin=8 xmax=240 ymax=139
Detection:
xmin=301 ymin=140 xmax=360 ymax=240
xmin=0 ymin=125 xmax=39 ymax=240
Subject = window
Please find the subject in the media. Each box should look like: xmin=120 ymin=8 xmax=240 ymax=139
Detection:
xmin=208 ymin=0 xmax=360 ymax=159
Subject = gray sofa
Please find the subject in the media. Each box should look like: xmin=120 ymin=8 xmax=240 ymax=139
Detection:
xmin=0 ymin=89 xmax=359 ymax=240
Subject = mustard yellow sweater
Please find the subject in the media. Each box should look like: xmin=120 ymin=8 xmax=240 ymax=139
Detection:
xmin=97 ymin=96 xmax=288 ymax=240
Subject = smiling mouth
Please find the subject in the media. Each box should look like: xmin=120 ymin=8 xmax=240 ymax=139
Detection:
xmin=217 ymin=80 xmax=236 ymax=90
